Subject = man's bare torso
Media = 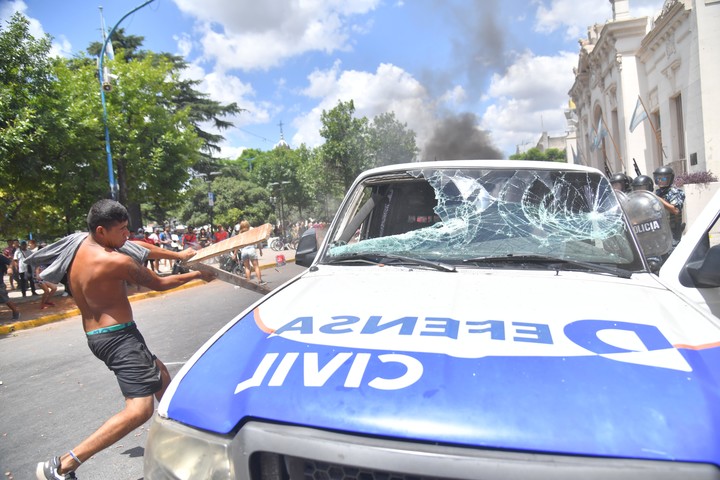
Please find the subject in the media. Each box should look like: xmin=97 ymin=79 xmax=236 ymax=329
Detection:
xmin=68 ymin=236 xmax=134 ymax=333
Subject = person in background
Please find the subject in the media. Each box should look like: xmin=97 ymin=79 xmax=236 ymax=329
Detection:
xmin=213 ymin=224 xmax=228 ymax=243
xmin=3 ymin=239 xmax=17 ymax=290
xmin=610 ymin=172 xmax=632 ymax=193
xmin=653 ymin=166 xmax=686 ymax=244
xmin=631 ymin=175 xmax=654 ymax=192
xmin=0 ymin=252 xmax=20 ymax=320
xmin=181 ymin=226 xmax=197 ymax=250
xmin=34 ymin=245 xmax=58 ymax=309
xmin=198 ymin=227 xmax=210 ymax=248
xmin=158 ymin=226 xmax=173 ymax=269
xmin=237 ymin=220 xmax=266 ymax=286
xmin=140 ymin=230 xmax=158 ymax=272
xmin=13 ymin=240 xmax=39 ymax=297
xmin=148 ymin=229 xmax=162 ymax=273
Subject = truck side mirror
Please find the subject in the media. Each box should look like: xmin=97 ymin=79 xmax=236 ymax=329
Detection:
xmin=295 ymin=228 xmax=318 ymax=267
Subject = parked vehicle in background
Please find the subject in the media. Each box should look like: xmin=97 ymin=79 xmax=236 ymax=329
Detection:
xmin=145 ymin=160 xmax=720 ymax=479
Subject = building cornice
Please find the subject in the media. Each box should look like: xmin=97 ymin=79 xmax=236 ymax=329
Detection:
xmin=640 ymin=0 xmax=690 ymax=60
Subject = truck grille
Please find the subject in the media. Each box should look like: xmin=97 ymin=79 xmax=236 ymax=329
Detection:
xmin=236 ymin=422 xmax=720 ymax=480
xmin=255 ymin=454 xmax=446 ymax=480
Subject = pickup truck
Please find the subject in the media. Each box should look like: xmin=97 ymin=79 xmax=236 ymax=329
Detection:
xmin=144 ymin=160 xmax=720 ymax=479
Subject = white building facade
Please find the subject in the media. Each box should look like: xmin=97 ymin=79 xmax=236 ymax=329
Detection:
xmin=568 ymin=0 xmax=720 ymax=179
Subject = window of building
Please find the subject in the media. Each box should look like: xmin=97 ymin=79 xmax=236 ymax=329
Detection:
xmin=652 ymin=111 xmax=662 ymax=165
xmin=671 ymin=94 xmax=686 ymax=162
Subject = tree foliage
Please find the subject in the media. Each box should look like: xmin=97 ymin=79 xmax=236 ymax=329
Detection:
xmin=319 ymin=100 xmax=370 ymax=191
xmin=510 ymin=147 xmax=567 ymax=162
xmin=0 ymin=13 xmax=58 ymax=236
xmin=368 ymin=112 xmax=419 ymax=166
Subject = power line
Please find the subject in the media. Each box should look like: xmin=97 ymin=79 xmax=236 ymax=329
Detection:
xmin=236 ymin=126 xmax=273 ymax=144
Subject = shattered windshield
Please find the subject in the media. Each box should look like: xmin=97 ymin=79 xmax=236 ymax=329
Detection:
xmin=322 ymin=167 xmax=643 ymax=270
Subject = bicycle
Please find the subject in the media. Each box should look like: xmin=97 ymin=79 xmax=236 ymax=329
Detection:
xmin=270 ymin=235 xmax=297 ymax=251
xmin=219 ymin=253 xmax=243 ymax=276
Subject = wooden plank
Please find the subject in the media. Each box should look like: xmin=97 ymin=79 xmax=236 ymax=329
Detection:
xmin=190 ymin=262 xmax=271 ymax=294
xmin=185 ymin=223 xmax=273 ymax=265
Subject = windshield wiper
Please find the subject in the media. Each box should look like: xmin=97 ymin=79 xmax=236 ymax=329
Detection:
xmin=324 ymin=252 xmax=457 ymax=272
xmin=463 ymin=254 xmax=632 ymax=279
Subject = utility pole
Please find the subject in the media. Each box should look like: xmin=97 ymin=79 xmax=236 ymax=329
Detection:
xmin=98 ymin=0 xmax=156 ymax=200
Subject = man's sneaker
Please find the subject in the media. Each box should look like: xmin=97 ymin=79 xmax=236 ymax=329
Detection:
xmin=258 ymin=280 xmax=268 ymax=286
xmin=36 ymin=456 xmax=77 ymax=479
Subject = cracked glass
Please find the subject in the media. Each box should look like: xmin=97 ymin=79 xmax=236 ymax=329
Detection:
xmin=322 ymin=166 xmax=643 ymax=270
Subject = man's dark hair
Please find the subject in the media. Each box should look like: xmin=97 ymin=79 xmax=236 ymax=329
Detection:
xmin=87 ymin=199 xmax=129 ymax=232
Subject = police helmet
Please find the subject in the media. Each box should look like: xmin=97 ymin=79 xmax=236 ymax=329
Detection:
xmin=610 ymin=172 xmax=631 ymax=192
xmin=631 ymin=175 xmax=654 ymax=192
xmin=653 ymin=165 xmax=675 ymax=188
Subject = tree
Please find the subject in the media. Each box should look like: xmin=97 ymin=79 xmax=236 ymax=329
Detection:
xmin=544 ymin=148 xmax=567 ymax=162
xmin=88 ymin=29 xmax=243 ymax=171
xmin=319 ymin=100 xmax=370 ymax=191
xmin=367 ymin=112 xmax=419 ymax=167
xmin=250 ymin=146 xmax=317 ymax=222
xmin=101 ymin=51 xmax=202 ymax=210
xmin=509 ymin=147 xmax=567 ymax=162
xmin=0 ymin=13 xmax=58 ymax=237
xmin=173 ymin=163 xmax=273 ymax=229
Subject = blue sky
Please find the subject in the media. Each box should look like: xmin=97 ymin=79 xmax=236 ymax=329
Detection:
xmin=3 ymin=0 xmax=664 ymax=159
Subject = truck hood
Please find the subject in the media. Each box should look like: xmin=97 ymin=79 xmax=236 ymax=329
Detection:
xmin=164 ymin=267 xmax=720 ymax=463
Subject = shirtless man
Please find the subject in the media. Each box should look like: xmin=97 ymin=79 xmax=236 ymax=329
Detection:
xmin=36 ymin=200 xmax=214 ymax=480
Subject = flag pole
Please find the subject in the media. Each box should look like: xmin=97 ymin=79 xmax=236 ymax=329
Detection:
xmin=600 ymin=113 xmax=624 ymax=168
xmin=637 ymin=95 xmax=667 ymax=160
xmin=590 ymin=119 xmax=612 ymax=175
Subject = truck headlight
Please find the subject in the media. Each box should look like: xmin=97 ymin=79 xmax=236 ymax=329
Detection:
xmin=144 ymin=414 xmax=233 ymax=479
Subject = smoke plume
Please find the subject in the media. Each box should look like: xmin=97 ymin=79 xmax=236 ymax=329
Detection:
xmin=421 ymin=113 xmax=504 ymax=161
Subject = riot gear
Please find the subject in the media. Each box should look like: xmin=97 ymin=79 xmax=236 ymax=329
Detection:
xmin=632 ymin=175 xmax=654 ymax=192
xmin=624 ymin=190 xmax=673 ymax=257
xmin=610 ymin=173 xmax=631 ymax=193
xmin=653 ymin=166 xmax=675 ymax=189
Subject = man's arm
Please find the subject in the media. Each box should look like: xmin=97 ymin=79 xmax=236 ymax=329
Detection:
xmin=121 ymin=254 xmax=214 ymax=291
xmin=130 ymin=239 xmax=197 ymax=262
xmin=658 ymin=196 xmax=680 ymax=215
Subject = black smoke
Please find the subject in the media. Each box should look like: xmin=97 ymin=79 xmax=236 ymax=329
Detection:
xmin=421 ymin=113 xmax=504 ymax=161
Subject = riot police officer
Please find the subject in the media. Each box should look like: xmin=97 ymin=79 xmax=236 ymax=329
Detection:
xmin=631 ymin=175 xmax=654 ymax=192
xmin=653 ymin=166 xmax=685 ymax=243
xmin=610 ymin=172 xmax=632 ymax=193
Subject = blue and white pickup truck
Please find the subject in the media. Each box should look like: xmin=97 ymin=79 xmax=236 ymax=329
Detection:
xmin=144 ymin=161 xmax=720 ymax=479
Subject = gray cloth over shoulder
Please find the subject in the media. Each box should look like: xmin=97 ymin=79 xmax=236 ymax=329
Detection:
xmin=25 ymin=232 xmax=150 ymax=284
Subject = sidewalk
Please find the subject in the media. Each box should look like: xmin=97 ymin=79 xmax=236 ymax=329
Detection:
xmin=0 ymin=248 xmax=295 ymax=335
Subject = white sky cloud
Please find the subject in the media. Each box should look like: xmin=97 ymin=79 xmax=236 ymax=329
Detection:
xmin=172 ymin=0 xmax=380 ymax=71
xmin=480 ymin=50 xmax=577 ymax=153
xmin=1 ymin=0 xmax=72 ymax=57
xmin=534 ymin=0 xmax=664 ymax=40
xmin=292 ymin=61 xmax=435 ymax=149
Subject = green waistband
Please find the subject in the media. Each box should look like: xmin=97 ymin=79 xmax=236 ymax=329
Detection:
xmin=86 ymin=321 xmax=136 ymax=336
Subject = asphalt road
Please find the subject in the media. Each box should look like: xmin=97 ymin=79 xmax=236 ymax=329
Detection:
xmin=0 ymin=263 xmax=305 ymax=480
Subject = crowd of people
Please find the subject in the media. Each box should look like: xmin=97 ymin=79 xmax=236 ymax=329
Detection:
xmin=1 ymin=218 xmax=318 ymax=320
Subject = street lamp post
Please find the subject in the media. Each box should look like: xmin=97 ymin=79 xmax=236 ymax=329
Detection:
xmin=268 ymin=181 xmax=291 ymax=238
xmin=98 ymin=0 xmax=156 ymax=200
